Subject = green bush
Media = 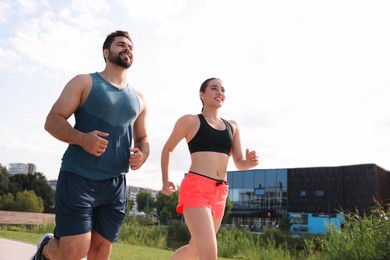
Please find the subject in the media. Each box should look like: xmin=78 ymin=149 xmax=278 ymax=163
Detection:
xmin=119 ymin=216 xmax=167 ymax=249
xmin=318 ymin=204 xmax=390 ymax=260
xmin=166 ymin=220 xmax=190 ymax=250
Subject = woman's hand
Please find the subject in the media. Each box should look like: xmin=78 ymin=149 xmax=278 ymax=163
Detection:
xmin=246 ymin=149 xmax=259 ymax=167
xmin=162 ymin=181 xmax=177 ymax=196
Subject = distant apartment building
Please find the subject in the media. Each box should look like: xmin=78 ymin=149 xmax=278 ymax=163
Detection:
xmin=127 ymin=185 xmax=159 ymax=211
xmin=8 ymin=163 xmax=37 ymax=175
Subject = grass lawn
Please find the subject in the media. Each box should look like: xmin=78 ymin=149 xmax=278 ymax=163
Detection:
xmin=0 ymin=230 xmax=235 ymax=260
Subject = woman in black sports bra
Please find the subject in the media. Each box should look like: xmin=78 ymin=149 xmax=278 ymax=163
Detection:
xmin=161 ymin=77 xmax=259 ymax=260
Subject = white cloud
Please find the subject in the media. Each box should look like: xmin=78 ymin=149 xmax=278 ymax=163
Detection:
xmin=16 ymin=0 xmax=50 ymax=15
xmin=117 ymin=0 xmax=187 ymax=23
xmin=59 ymin=0 xmax=111 ymax=30
xmin=0 ymin=1 xmax=12 ymax=25
xmin=1 ymin=1 xmax=111 ymax=79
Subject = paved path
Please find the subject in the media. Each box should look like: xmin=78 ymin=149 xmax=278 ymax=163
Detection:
xmin=0 ymin=237 xmax=36 ymax=259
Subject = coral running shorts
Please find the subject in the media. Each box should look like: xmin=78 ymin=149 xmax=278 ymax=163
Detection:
xmin=177 ymin=171 xmax=229 ymax=219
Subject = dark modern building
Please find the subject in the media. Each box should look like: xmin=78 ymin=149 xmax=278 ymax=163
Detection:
xmin=287 ymin=164 xmax=390 ymax=214
xmin=226 ymin=163 xmax=390 ymax=233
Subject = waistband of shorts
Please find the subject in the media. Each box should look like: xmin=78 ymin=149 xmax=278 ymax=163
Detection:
xmin=188 ymin=171 xmax=228 ymax=186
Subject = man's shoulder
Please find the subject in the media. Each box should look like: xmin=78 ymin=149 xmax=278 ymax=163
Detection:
xmin=69 ymin=73 xmax=92 ymax=81
xmin=64 ymin=73 xmax=93 ymax=91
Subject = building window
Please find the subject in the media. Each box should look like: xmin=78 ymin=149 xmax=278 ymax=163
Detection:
xmin=315 ymin=190 xmax=324 ymax=197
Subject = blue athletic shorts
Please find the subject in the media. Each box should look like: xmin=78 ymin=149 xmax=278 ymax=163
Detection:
xmin=54 ymin=170 xmax=127 ymax=242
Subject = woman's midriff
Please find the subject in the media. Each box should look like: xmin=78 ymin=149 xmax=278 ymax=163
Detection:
xmin=189 ymin=151 xmax=229 ymax=180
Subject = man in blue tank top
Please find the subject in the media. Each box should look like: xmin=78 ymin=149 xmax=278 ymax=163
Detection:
xmin=31 ymin=30 xmax=150 ymax=260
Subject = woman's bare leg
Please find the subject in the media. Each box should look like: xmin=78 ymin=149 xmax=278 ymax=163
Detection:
xmin=170 ymin=207 xmax=223 ymax=260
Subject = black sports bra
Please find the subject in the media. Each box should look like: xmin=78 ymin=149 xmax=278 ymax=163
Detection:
xmin=188 ymin=114 xmax=233 ymax=155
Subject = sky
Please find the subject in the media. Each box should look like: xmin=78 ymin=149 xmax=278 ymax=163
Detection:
xmin=0 ymin=0 xmax=389 ymax=191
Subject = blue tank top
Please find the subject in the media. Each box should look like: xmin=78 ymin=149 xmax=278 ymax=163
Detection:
xmin=188 ymin=114 xmax=233 ymax=155
xmin=60 ymin=72 xmax=141 ymax=180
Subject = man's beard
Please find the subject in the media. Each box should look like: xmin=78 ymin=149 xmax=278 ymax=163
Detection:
xmin=108 ymin=51 xmax=132 ymax=68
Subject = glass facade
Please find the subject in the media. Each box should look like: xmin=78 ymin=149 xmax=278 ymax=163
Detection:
xmin=227 ymin=169 xmax=288 ymax=216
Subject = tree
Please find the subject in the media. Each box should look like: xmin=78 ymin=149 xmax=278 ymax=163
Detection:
xmin=8 ymin=173 xmax=31 ymax=194
xmin=0 ymin=165 xmax=54 ymax=212
xmin=31 ymin=172 xmax=55 ymax=208
xmin=0 ymin=193 xmax=15 ymax=211
xmin=155 ymin=189 xmax=181 ymax=225
xmin=8 ymin=172 xmax=54 ymax=209
xmin=136 ymin=191 xmax=156 ymax=214
xmin=14 ymin=190 xmax=44 ymax=213
xmin=0 ymin=164 xmax=10 ymax=195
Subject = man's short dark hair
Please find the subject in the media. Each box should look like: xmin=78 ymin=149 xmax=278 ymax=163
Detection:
xmin=102 ymin=30 xmax=132 ymax=50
